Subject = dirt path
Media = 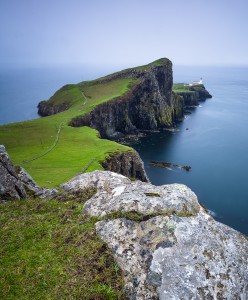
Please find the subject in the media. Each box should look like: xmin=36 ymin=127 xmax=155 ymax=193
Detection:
xmin=22 ymin=91 xmax=88 ymax=165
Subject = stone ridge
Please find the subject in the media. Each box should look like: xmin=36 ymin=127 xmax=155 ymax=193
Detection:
xmin=62 ymin=170 xmax=248 ymax=300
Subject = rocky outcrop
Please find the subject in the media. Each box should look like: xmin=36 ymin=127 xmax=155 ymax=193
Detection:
xmin=101 ymin=151 xmax=149 ymax=182
xmin=63 ymin=171 xmax=248 ymax=300
xmin=37 ymin=84 xmax=76 ymax=116
xmin=0 ymin=145 xmax=57 ymax=200
xmin=0 ymin=145 xmax=27 ymax=200
xmin=69 ymin=59 xmax=184 ymax=138
xmin=176 ymin=85 xmax=212 ymax=107
xmin=37 ymin=100 xmax=69 ymax=116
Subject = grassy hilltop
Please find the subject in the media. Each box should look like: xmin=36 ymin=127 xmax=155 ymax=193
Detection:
xmin=0 ymin=75 xmax=137 ymax=188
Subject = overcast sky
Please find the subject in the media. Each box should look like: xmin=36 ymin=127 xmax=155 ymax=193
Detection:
xmin=1 ymin=0 xmax=248 ymax=68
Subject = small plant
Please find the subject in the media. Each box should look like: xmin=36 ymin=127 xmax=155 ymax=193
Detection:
xmin=112 ymin=263 xmax=120 ymax=276
xmin=129 ymin=177 xmax=136 ymax=182
xmin=144 ymin=192 xmax=161 ymax=197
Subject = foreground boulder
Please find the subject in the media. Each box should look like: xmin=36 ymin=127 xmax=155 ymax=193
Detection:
xmin=0 ymin=145 xmax=57 ymax=200
xmin=63 ymin=170 xmax=248 ymax=300
xmin=0 ymin=145 xmax=27 ymax=200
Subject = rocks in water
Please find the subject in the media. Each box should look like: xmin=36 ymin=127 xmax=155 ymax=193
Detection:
xmin=0 ymin=145 xmax=57 ymax=200
xmin=63 ymin=170 xmax=248 ymax=300
xmin=149 ymin=160 xmax=192 ymax=171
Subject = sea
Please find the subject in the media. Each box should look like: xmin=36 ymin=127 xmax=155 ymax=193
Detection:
xmin=0 ymin=64 xmax=248 ymax=235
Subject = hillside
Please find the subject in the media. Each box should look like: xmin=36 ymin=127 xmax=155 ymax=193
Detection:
xmin=0 ymin=66 xmax=146 ymax=187
xmin=0 ymin=58 xmax=211 ymax=188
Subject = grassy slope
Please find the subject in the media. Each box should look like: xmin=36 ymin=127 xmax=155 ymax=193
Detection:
xmin=0 ymin=189 xmax=127 ymax=300
xmin=0 ymin=78 xmax=135 ymax=188
xmin=0 ymin=59 xmax=169 ymax=300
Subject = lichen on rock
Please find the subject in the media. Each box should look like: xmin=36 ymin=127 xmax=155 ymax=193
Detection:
xmin=62 ymin=170 xmax=248 ymax=299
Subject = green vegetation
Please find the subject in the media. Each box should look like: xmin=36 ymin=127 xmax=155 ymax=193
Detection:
xmin=135 ymin=58 xmax=170 ymax=71
xmin=0 ymin=189 xmax=128 ymax=299
xmin=144 ymin=192 xmax=161 ymax=197
xmin=173 ymin=83 xmax=194 ymax=93
xmin=94 ymin=58 xmax=170 ymax=82
xmin=0 ymin=78 xmax=136 ymax=188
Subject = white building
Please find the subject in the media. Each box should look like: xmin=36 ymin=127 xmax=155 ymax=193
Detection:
xmin=184 ymin=78 xmax=203 ymax=87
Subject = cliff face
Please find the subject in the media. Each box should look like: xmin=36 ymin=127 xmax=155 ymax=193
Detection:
xmin=69 ymin=59 xmax=184 ymax=138
xmin=37 ymin=84 xmax=78 ymax=117
xmin=37 ymin=100 xmax=68 ymax=116
xmin=101 ymin=150 xmax=149 ymax=182
xmin=176 ymin=85 xmax=212 ymax=107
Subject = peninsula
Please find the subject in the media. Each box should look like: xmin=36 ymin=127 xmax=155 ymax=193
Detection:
xmin=0 ymin=58 xmax=211 ymax=188
xmin=0 ymin=59 xmax=247 ymax=300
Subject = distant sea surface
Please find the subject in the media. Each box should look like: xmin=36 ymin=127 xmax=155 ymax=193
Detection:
xmin=0 ymin=65 xmax=114 ymax=125
xmin=0 ymin=64 xmax=248 ymax=235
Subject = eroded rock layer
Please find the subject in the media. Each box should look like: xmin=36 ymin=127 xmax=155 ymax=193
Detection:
xmin=69 ymin=59 xmax=184 ymax=138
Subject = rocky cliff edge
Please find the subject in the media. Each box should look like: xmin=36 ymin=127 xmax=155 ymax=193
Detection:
xmin=63 ymin=170 xmax=248 ymax=300
xmin=69 ymin=58 xmax=184 ymax=138
xmin=1 ymin=144 xmax=247 ymax=299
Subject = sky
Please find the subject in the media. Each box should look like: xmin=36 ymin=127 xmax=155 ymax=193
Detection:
xmin=0 ymin=0 xmax=248 ymax=68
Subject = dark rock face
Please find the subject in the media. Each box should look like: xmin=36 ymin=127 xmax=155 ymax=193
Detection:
xmin=0 ymin=145 xmax=57 ymax=200
xmin=101 ymin=151 xmax=149 ymax=182
xmin=0 ymin=145 xmax=27 ymax=200
xmin=37 ymin=84 xmax=76 ymax=116
xmin=70 ymin=60 xmax=184 ymax=138
xmin=37 ymin=100 xmax=69 ymax=116
xmin=177 ymin=85 xmax=212 ymax=107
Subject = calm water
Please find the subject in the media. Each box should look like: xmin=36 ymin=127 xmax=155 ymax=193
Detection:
xmin=128 ymin=65 xmax=248 ymax=235
xmin=0 ymin=65 xmax=114 ymax=125
xmin=0 ymin=64 xmax=247 ymax=235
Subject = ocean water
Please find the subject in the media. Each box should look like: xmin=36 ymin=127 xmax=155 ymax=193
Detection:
xmin=0 ymin=64 xmax=247 ymax=235
xmin=0 ymin=65 xmax=114 ymax=125
xmin=128 ymin=65 xmax=248 ymax=235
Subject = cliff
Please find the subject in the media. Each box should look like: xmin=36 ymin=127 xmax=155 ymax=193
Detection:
xmin=101 ymin=150 xmax=149 ymax=182
xmin=37 ymin=84 xmax=79 ymax=116
xmin=2 ymin=146 xmax=247 ymax=299
xmin=37 ymin=60 xmax=212 ymax=140
xmin=173 ymin=83 xmax=212 ymax=107
xmin=69 ymin=58 xmax=185 ymax=138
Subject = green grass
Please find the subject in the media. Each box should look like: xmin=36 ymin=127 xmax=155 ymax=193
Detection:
xmin=135 ymin=58 xmax=170 ymax=71
xmin=92 ymin=58 xmax=170 ymax=82
xmin=0 ymin=78 xmax=135 ymax=188
xmin=0 ymin=190 xmax=128 ymax=300
xmin=173 ymin=83 xmax=194 ymax=93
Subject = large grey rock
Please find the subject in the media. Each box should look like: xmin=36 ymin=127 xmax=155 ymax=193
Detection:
xmin=63 ymin=170 xmax=200 ymax=217
xmin=63 ymin=170 xmax=248 ymax=299
xmin=0 ymin=145 xmax=57 ymax=200
xmin=0 ymin=145 xmax=27 ymax=200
